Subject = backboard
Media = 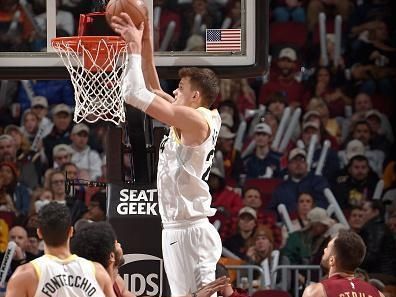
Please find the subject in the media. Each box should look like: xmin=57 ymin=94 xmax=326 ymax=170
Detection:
xmin=0 ymin=0 xmax=268 ymax=79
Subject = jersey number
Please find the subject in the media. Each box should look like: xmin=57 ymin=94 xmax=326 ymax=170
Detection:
xmin=201 ymin=149 xmax=215 ymax=181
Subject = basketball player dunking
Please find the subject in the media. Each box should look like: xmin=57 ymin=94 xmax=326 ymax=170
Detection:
xmin=303 ymin=230 xmax=384 ymax=297
xmin=5 ymin=202 xmax=116 ymax=297
xmin=111 ymin=13 xmax=222 ymax=297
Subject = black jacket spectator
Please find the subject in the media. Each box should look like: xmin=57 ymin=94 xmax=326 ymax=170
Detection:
xmin=359 ymin=202 xmax=396 ymax=276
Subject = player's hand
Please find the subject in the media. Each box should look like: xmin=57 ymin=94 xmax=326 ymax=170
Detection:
xmin=195 ymin=276 xmax=230 ymax=297
xmin=152 ymin=89 xmax=175 ymax=103
xmin=111 ymin=13 xmax=144 ymax=53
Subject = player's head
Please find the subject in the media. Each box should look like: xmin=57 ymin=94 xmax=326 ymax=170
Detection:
xmin=71 ymin=221 xmax=123 ymax=269
xmin=37 ymin=202 xmax=72 ymax=247
xmin=175 ymin=67 xmax=219 ymax=108
xmin=321 ymin=230 xmax=366 ymax=273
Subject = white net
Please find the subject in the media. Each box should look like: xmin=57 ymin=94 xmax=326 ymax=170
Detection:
xmin=52 ymin=37 xmax=128 ymax=125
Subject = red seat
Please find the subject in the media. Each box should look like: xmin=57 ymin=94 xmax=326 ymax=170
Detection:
xmin=270 ymin=21 xmax=308 ymax=49
xmin=0 ymin=211 xmax=16 ymax=228
xmin=252 ymin=289 xmax=292 ymax=297
xmin=244 ymin=178 xmax=282 ymax=209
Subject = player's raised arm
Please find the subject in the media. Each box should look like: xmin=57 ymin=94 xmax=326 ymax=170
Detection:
xmin=141 ymin=18 xmax=161 ymax=91
xmin=111 ymin=13 xmax=211 ymax=142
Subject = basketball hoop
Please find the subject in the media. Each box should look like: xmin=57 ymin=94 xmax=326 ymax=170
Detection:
xmin=51 ymin=36 xmax=128 ymax=125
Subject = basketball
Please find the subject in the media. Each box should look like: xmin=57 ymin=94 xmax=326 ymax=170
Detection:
xmin=106 ymin=0 xmax=147 ymax=26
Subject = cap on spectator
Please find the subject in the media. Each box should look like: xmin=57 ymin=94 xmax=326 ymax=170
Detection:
xmin=0 ymin=134 xmax=14 ymax=143
xmin=4 ymin=124 xmax=22 ymax=134
xmin=0 ymin=161 xmax=19 ymax=178
xmin=220 ymin=112 xmax=234 ymax=128
xmin=365 ymin=110 xmax=382 ymax=121
xmin=71 ymin=123 xmax=89 ymax=135
xmin=302 ymin=110 xmax=320 ymax=122
xmin=210 ymin=166 xmax=224 ymax=179
xmin=238 ymin=206 xmax=257 ymax=220
xmin=53 ymin=144 xmax=73 ymax=157
xmin=254 ymin=225 xmax=274 ymax=243
xmin=307 ymin=207 xmax=333 ymax=226
xmin=219 ymin=125 xmax=235 ymax=139
xmin=303 ymin=121 xmax=320 ymax=131
xmin=31 ymin=96 xmax=48 ymax=108
xmin=288 ymin=147 xmax=306 ymax=161
xmin=346 ymin=139 xmax=365 ymax=161
xmin=278 ymin=47 xmax=297 ymax=61
xmin=254 ymin=122 xmax=272 ymax=135
xmin=52 ymin=104 xmax=71 ymax=115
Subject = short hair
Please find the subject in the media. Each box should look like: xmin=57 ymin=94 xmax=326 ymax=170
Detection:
xmin=90 ymin=190 xmax=107 ymax=213
xmin=178 ymin=67 xmax=219 ymax=108
xmin=38 ymin=202 xmax=71 ymax=247
xmin=242 ymin=186 xmax=261 ymax=198
xmin=353 ymin=120 xmax=371 ymax=132
xmin=364 ymin=200 xmax=385 ymax=217
xmin=297 ymin=192 xmax=315 ymax=204
xmin=332 ymin=230 xmax=366 ymax=271
xmin=71 ymin=222 xmax=116 ymax=269
xmin=348 ymin=155 xmax=369 ymax=167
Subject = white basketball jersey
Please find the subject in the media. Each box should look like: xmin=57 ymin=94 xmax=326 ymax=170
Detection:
xmin=31 ymin=254 xmax=105 ymax=297
xmin=157 ymin=107 xmax=221 ymax=222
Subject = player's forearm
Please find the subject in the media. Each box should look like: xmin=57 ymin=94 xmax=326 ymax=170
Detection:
xmin=123 ymin=54 xmax=155 ymax=112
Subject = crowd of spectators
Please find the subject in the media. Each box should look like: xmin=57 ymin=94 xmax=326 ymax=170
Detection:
xmin=1 ymin=0 xmax=396 ymax=295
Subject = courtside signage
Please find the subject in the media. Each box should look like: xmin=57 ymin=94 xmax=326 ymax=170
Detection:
xmin=108 ymin=184 xmax=159 ymax=217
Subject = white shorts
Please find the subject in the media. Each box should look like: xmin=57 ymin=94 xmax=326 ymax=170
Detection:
xmin=162 ymin=218 xmax=222 ymax=296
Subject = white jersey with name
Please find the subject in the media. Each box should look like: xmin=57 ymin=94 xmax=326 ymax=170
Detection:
xmin=157 ymin=107 xmax=221 ymax=222
xmin=31 ymin=254 xmax=105 ymax=297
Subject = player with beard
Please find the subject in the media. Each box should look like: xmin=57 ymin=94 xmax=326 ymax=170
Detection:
xmin=71 ymin=221 xmax=229 ymax=297
xmin=303 ymin=230 xmax=384 ymax=297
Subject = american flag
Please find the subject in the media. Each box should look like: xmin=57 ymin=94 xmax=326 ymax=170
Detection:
xmin=205 ymin=29 xmax=241 ymax=53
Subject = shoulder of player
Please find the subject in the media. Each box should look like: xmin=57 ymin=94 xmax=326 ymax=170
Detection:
xmin=6 ymin=263 xmax=37 ymax=296
xmin=10 ymin=262 xmax=37 ymax=280
xmin=302 ymin=282 xmax=325 ymax=297
xmin=92 ymin=262 xmax=117 ymax=297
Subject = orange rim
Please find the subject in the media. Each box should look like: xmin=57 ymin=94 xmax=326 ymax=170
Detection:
xmin=51 ymin=36 xmax=126 ymax=52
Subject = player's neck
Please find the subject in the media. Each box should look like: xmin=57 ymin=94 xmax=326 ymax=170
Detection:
xmin=329 ymin=268 xmax=354 ymax=278
xmin=44 ymin=244 xmax=72 ymax=259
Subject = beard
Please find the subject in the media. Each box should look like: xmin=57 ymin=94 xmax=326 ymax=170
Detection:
xmin=320 ymin=256 xmax=330 ymax=275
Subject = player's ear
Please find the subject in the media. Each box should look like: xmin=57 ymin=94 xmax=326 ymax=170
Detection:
xmin=109 ymin=251 xmax=115 ymax=263
xmin=192 ymin=90 xmax=200 ymax=101
xmin=69 ymin=226 xmax=74 ymax=238
xmin=329 ymin=255 xmax=335 ymax=266
xmin=36 ymin=228 xmax=43 ymax=239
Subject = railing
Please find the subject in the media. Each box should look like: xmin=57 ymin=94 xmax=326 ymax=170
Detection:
xmin=272 ymin=265 xmax=322 ymax=297
xmin=225 ymin=264 xmax=266 ymax=295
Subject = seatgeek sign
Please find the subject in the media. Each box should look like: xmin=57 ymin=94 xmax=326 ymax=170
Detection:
xmin=108 ymin=183 xmax=159 ymax=217
xmin=107 ymin=183 xmax=169 ymax=296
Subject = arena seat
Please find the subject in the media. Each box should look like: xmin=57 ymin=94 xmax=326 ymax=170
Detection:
xmin=270 ymin=21 xmax=308 ymax=50
xmin=244 ymin=178 xmax=283 ymax=209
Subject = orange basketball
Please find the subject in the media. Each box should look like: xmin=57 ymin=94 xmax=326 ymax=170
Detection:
xmin=106 ymin=0 xmax=147 ymax=26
